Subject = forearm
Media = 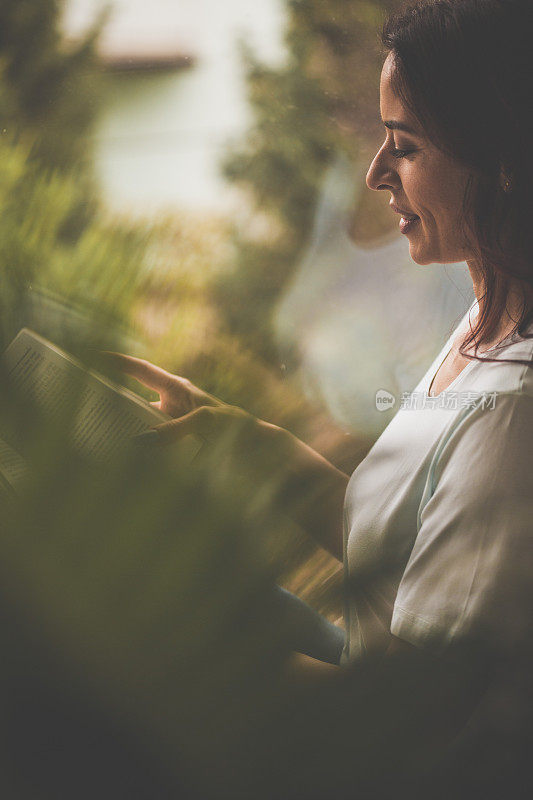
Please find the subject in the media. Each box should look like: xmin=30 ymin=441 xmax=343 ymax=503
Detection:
xmin=280 ymin=434 xmax=349 ymax=561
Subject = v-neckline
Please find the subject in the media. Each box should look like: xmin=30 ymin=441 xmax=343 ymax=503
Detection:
xmin=427 ymin=347 xmax=475 ymax=397
xmin=427 ymin=304 xmax=478 ymax=398
xmin=427 ymin=304 xmax=520 ymax=398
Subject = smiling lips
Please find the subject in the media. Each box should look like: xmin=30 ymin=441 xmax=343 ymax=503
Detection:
xmin=390 ymin=203 xmax=420 ymax=235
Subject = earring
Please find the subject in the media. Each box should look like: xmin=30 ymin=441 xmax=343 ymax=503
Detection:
xmin=500 ymin=166 xmax=513 ymax=193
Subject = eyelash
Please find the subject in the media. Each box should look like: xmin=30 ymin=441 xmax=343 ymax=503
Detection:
xmin=391 ymin=147 xmax=416 ymax=159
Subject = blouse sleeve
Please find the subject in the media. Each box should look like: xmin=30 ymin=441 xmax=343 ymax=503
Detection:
xmin=391 ymin=392 xmax=533 ymax=655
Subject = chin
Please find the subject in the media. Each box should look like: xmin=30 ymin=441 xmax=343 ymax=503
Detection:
xmin=408 ymin=241 xmax=466 ymax=266
xmin=407 ymin=243 xmax=433 ymax=266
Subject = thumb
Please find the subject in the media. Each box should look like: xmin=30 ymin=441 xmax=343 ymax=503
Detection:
xmin=153 ymin=407 xmax=217 ymax=445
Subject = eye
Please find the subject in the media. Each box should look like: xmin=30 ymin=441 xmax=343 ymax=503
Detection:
xmin=391 ymin=147 xmax=416 ymax=159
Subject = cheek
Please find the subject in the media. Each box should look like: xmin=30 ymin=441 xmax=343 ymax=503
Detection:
xmin=430 ymin=162 xmax=469 ymax=219
xmin=410 ymin=168 xmax=465 ymax=231
xmin=401 ymin=161 xmax=437 ymax=211
xmin=408 ymin=149 xmax=465 ymax=203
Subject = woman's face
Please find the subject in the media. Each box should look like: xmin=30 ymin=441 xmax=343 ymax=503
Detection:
xmin=366 ymin=54 xmax=475 ymax=265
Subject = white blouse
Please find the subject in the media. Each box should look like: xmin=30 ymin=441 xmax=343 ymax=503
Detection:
xmin=342 ymin=306 xmax=533 ymax=662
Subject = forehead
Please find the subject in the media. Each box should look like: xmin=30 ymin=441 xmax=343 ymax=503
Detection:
xmin=379 ymin=53 xmax=417 ymax=128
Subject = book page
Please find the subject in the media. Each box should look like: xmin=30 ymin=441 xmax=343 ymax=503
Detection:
xmin=0 ymin=438 xmax=28 ymax=495
xmin=3 ymin=329 xmax=202 ymax=462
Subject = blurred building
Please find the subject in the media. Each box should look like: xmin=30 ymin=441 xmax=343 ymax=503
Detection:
xmin=63 ymin=0 xmax=287 ymax=214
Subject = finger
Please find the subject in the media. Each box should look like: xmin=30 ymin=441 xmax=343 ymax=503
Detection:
xmin=100 ymin=352 xmax=173 ymax=393
xmin=154 ymin=407 xmax=217 ymax=445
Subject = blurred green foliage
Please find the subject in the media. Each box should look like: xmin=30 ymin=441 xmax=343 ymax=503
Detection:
xmin=0 ymin=396 xmax=299 ymax=796
xmin=0 ymin=0 xmax=142 ymax=351
xmin=0 ymin=137 xmax=152 ymax=349
xmin=0 ymin=0 xmax=101 ymax=172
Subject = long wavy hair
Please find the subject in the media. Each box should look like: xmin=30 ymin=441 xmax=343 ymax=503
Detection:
xmin=382 ymin=0 xmax=533 ymax=365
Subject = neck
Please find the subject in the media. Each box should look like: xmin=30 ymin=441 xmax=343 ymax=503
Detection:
xmin=466 ymin=259 xmax=533 ymax=344
xmin=466 ymin=260 xmax=485 ymax=309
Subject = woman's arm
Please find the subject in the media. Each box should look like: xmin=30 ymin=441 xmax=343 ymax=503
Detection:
xmin=103 ymin=353 xmax=348 ymax=559
xmin=144 ymin=403 xmax=348 ymax=560
xmin=279 ymin=430 xmax=348 ymax=560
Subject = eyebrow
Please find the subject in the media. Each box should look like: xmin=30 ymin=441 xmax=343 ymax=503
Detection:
xmin=382 ymin=119 xmax=419 ymax=136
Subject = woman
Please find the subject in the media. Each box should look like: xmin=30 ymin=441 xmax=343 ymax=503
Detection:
xmin=114 ymin=0 xmax=532 ymax=687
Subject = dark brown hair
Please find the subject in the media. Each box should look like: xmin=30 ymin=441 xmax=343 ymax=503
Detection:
xmin=382 ymin=0 xmax=533 ymax=364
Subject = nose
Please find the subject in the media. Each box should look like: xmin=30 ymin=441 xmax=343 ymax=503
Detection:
xmin=366 ymin=143 xmax=398 ymax=192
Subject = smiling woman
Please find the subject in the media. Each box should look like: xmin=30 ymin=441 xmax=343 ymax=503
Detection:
xmin=340 ymin=0 xmax=533 ymax=662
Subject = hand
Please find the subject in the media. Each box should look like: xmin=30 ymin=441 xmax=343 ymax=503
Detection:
xmin=101 ymin=353 xmax=223 ymax=418
xmin=103 ymin=353 xmax=347 ymax=559
xmin=149 ymin=404 xmax=347 ymax=561
xmin=103 ymin=350 xmax=282 ymax=462
xmin=144 ymin=402 xmax=282 ymax=450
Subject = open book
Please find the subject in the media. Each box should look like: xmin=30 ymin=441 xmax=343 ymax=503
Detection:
xmin=1 ymin=329 xmax=201 ymax=491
